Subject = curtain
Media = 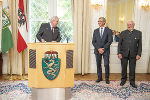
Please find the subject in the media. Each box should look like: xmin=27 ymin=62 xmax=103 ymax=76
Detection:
xmin=134 ymin=0 xmax=150 ymax=73
xmin=71 ymin=0 xmax=92 ymax=75
xmin=2 ymin=0 xmax=29 ymax=75
xmin=23 ymin=0 xmax=29 ymax=74
xmin=0 ymin=3 xmax=2 ymax=49
xmin=48 ymin=0 xmax=57 ymax=18
xmin=89 ymin=0 xmax=107 ymax=73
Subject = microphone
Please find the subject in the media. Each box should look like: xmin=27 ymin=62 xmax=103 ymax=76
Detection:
xmin=35 ymin=37 xmax=36 ymax=43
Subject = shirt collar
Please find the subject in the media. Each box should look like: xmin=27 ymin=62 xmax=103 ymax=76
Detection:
xmin=128 ymin=29 xmax=134 ymax=32
xmin=99 ymin=27 xmax=105 ymax=30
xmin=50 ymin=23 xmax=53 ymax=28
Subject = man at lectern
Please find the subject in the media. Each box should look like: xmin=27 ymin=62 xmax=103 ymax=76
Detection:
xmin=36 ymin=16 xmax=61 ymax=42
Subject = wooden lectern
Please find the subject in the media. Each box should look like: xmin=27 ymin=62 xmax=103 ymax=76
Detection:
xmin=28 ymin=43 xmax=75 ymax=88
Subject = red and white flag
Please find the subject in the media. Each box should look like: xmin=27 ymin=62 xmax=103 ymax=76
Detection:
xmin=17 ymin=0 xmax=27 ymax=53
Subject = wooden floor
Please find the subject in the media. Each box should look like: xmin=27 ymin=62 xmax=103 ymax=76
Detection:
xmin=74 ymin=73 xmax=150 ymax=81
xmin=0 ymin=73 xmax=150 ymax=81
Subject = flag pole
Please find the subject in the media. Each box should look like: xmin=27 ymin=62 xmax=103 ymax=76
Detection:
xmin=9 ymin=50 xmax=13 ymax=80
xmin=21 ymin=50 xmax=27 ymax=80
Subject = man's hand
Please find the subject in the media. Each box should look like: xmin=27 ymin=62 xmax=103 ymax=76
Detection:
xmin=98 ymin=48 xmax=104 ymax=54
xmin=41 ymin=39 xmax=46 ymax=42
xmin=136 ymin=55 xmax=141 ymax=60
xmin=118 ymin=54 xmax=122 ymax=59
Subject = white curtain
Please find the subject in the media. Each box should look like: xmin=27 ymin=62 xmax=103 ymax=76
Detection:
xmin=48 ymin=0 xmax=57 ymax=18
xmin=0 ymin=4 xmax=2 ymax=48
xmin=89 ymin=0 xmax=107 ymax=73
xmin=134 ymin=0 xmax=150 ymax=73
xmin=0 ymin=2 xmax=9 ymax=74
xmin=72 ymin=0 xmax=92 ymax=75
xmin=2 ymin=0 xmax=29 ymax=75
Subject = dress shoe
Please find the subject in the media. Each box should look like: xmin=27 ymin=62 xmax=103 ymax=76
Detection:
xmin=95 ymin=79 xmax=102 ymax=83
xmin=130 ymin=83 xmax=137 ymax=88
xmin=120 ymin=81 xmax=126 ymax=86
xmin=106 ymin=79 xmax=110 ymax=84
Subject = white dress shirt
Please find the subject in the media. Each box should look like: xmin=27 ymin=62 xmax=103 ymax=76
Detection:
xmin=99 ymin=27 xmax=105 ymax=37
xmin=50 ymin=23 xmax=54 ymax=33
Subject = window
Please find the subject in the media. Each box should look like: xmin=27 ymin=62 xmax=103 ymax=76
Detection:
xmin=57 ymin=0 xmax=73 ymax=43
xmin=29 ymin=0 xmax=73 ymax=43
xmin=29 ymin=0 xmax=49 ymax=42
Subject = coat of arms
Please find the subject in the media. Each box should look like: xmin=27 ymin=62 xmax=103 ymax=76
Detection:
xmin=42 ymin=51 xmax=61 ymax=80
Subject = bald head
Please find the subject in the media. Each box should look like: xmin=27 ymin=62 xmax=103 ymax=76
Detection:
xmin=127 ymin=21 xmax=135 ymax=31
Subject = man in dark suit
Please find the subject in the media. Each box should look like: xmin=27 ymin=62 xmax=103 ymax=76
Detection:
xmin=92 ymin=17 xmax=113 ymax=84
xmin=36 ymin=16 xmax=61 ymax=42
xmin=112 ymin=30 xmax=120 ymax=42
xmin=118 ymin=21 xmax=142 ymax=88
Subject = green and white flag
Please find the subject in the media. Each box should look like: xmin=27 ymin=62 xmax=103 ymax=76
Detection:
xmin=1 ymin=0 xmax=13 ymax=53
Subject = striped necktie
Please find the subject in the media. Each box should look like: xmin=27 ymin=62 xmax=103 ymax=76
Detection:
xmin=52 ymin=27 xmax=54 ymax=34
xmin=100 ymin=28 xmax=103 ymax=38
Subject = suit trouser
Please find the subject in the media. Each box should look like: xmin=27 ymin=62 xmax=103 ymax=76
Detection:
xmin=95 ymin=53 xmax=110 ymax=80
xmin=121 ymin=54 xmax=136 ymax=84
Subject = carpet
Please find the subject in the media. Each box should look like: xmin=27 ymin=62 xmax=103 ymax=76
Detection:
xmin=0 ymin=81 xmax=31 ymax=100
xmin=0 ymin=80 xmax=150 ymax=100
xmin=72 ymin=81 xmax=150 ymax=100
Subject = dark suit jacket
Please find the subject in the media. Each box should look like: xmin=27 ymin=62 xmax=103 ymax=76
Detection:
xmin=92 ymin=27 xmax=113 ymax=55
xmin=36 ymin=23 xmax=61 ymax=42
xmin=115 ymin=35 xmax=119 ymax=42
xmin=118 ymin=29 xmax=142 ymax=57
xmin=113 ymin=35 xmax=119 ymax=42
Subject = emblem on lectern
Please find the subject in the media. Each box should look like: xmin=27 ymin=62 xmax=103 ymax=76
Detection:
xmin=42 ymin=51 xmax=61 ymax=80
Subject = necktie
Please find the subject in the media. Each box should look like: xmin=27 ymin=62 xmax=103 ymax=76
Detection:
xmin=52 ymin=27 xmax=54 ymax=34
xmin=113 ymin=35 xmax=116 ymax=42
xmin=100 ymin=28 xmax=103 ymax=38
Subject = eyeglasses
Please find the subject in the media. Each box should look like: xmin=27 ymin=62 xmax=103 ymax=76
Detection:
xmin=98 ymin=21 xmax=103 ymax=22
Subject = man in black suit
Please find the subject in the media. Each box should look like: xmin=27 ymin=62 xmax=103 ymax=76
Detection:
xmin=36 ymin=16 xmax=61 ymax=42
xmin=118 ymin=21 xmax=142 ymax=88
xmin=92 ymin=17 xmax=113 ymax=84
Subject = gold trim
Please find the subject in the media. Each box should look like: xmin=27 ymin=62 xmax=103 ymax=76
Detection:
xmin=141 ymin=5 xmax=150 ymax=11
xmin=91 ymin=4 xmax=102 ymax=10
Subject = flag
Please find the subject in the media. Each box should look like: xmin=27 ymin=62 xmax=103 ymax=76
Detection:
xmin=1 ymin=0 xmax=13 ymax=53
xmin=17 ymin=0 xmax=27 ymax=53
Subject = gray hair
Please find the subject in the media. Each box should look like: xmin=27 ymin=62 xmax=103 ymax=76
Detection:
xmin=50 ymin=16 xmax=59 ymax=22
xmin=99 ymin=17 xmax=106 ymax=24
xmin=127 ymin=20 xmax=135 ymax=25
